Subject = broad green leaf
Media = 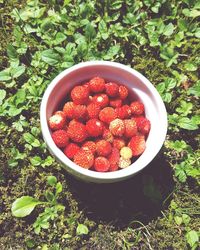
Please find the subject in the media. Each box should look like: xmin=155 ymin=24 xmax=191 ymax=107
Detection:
xmin=47 ymin=176 xmax=57 ymax=186
xmin=7 ymin=44 xmax=18 ymax=60
xmin=30 ymin=156 xmax=42 ymax=166
xmin=182 ymin=214 xmax=191 ymax=225
xmin=56 ymin=182 xmax=62 ymax=195
xmin=185 ymin=230 xmax=199 ymax=248
xmin=15 ymin=89 xmax=26 ymax=106
xmin=163 ymin=23 xmax=175 ymax=36
xmin=174 ymin=216 xmax=182 ymax=225
xmin=54 ymin=32 xmax=67 ymax=45
xmin=183 ymin=8 xmax=200 ymax=18
xmin=11 ymin=65 xmax=26 ymax=78
xmin=184 ymin=62 xmax=198 ymax=71
xmin=175 ymin=163 xmax=187 ymax=182
xmin=85 ymin=23 xmax=96 ymax=41
xmin=188 ymin=81 xmax=200 ymax=97
xmin=23 ymin=133 xmax=40 ymax=147
xmin=76 ymin=224 xmax=89 ymax=235
xmin=41 ymin=49 xmax=61 ymax=66
xmin=98 ymin=20 xmax=108 ymax=40
xmin=0 ymin=90 xmax=6 ymax=105
xmin=176 ymin=101 xmax=193 ymax=116
xmin=42 ymin=156 xmax=54 ymax=167
xmin=11 ymin=196 xmax=42 ymax=217
xmin=195 ymin=28 xmax=200 ymax=38
xmin=0 ymin=69 xmax=11 ymax=81
xmin=178 ymin=117 xmax=198 ymax=130
xmin=103 ymin=45 xmax=120 ymax=60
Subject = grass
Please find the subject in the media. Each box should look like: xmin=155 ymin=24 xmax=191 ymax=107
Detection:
xmin=0 ymin=0 xmax=200 ymax=249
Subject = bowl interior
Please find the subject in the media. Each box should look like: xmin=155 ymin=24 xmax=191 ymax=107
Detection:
xmin=41 ymin=62 xmax=167 ymax=183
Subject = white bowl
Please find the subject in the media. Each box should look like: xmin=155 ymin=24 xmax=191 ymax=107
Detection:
xmin=40 ymin=61 xmax=167 ymax=183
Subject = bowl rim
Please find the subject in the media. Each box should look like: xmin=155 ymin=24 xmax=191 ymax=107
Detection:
xmin=40 ymin=61 xmax=168 ymax=181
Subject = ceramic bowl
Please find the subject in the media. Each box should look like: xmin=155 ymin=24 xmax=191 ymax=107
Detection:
xmin=40 ymin=61 xmax=167 ymax=183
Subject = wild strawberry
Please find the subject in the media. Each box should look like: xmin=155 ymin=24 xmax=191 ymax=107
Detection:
xmin=63 ymin=143 xmax=80 ymax=159
xmin=89 ymin=77 xmax=105 ymax=93
xmin=82 ymin=82 xmax=90 ymax=91
xmin=109 ymin=164 xmax=118 ymax=172
xmin=118 ymin=157 xmax=131 ymax=169
xmin=52 ymin=130 xmax=69 ymax=148
xmin=92 ymin=94 xmax=109 ymax=108
xmin=86 ymin=119 xmax=104 ymax=137
xmin=110 ymin=98 xmax=122 ymax=108
xmin=82 ymin=141 xmax=96 ymax=154
xmin=71 ymin=85 xmax=89 ymax=104
xmin=109 ymin=118 xmax=125 ymax=136
xmin=133 ymin=116 xmax=151 ymax=135
xmin=74 ymin=149 xmax=94 ymax=169
xmin=94 ymin=157 xmax=110 ymax=172
xmin=119 ymin=85 xmax=128 ymax=99
xmin=124 ymin=119 xmax=137 ymax=137
xmin=105 ymin=82 xmax=119 ymax=97
xmin=63 ymin=102 xmax=74 ymax=119
xmin=120 ymin=147 xmax=133 ymax=159
xmin=87 ymin=103 xmax=101 ymax=119
xmin=49 ymin=112 xmax=66 ymax=130
xmin=67 ymin=120 xmax=87 ymax=143
xmin=115 ymin=105 xmax=132 ymax=119
xmin=108 ymin=147 xmax=120 ymax=171
xmin=139 ymin=119 xmax=151 ymax=135
xmin=73 ymin=105 xmax=87 ymax=120
xmin=128 ymin=135 xmax=146 ymax=156
xmin=54 ymin=110 xmax=67 ymax=119
xmin=102 ymin=128 xmax=114 ymax=143
xmin=130 ymin=101 xmax=144 ymax=115
xmin=99 ymin=107 xmax=117 ymax=124
xmin=113 ymin=138 xmax=126 ymax=150
xmin=96 ymin=140 xmax=112 ymax=156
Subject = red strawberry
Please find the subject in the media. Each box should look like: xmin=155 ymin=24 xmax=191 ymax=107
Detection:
xmin=52 ymin=129 xmax=69 ymax=148
xmin=96 ymin=140 xmax=112 ymax=156
xmin=94 ymin=157 xmax=110 ymax=172
xmin=110 ymin=98 xmax=122 ymax=108
xmin=113 ymin=138 xmax=126 ymax=150
xmin=89 ymin=77 xmax=105 ymax=93
xmin=67 ymin=120 xmax=87 ymax=143
xmin=105 ymin=82 xmax=119 ymax=97
xmin=115 ymin=105 xmax=132 ymax=119
xmin=63 ymin=143 xmax=80 ymax=159
xmin=82 ymin=141 xmax=96 ymax=154
xmin=74 ymin=149 xmax=94 ymax=169
xmin=108 ymin=147 xmax=120 ymax=171
xmin=87 ymin=103 xmax=101 ymax=119
xmin=119 ymin=85 xmax=128 ymax=99
xmin=82 ymin=82 xmax=90 ymax=91
xmin=109 ymin=118 xmax=125 ymax=137
xmin=73 ymin=105 xmax=87 ymax=120
xmin=124 ymin=119 xmax=137 ymax=137
xmin=99 ymin=107 xmax=117 ymax=124
xmin=71 ymin=85 xmax=89 ymax=104
xmin=86 ymin=119 xmax=104 ymax=137
xmin=128 ymin=135 xmax=146 ymax=156
xmin=63 ymin=102 xmax=74 ymax=119
xmin=139 ymin=118 xmax=151 ymax=135
xmin=130 ymin=101 xmax=144 ymax=115
xmin=92 ymin=93 xmax=109 ymax=108
xmin=49 ymin=112 xmax=66 ymax=130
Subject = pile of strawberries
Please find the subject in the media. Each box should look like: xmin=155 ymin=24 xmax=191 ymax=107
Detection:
xmin=48 ymin=77 xmax=151 ymax=172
